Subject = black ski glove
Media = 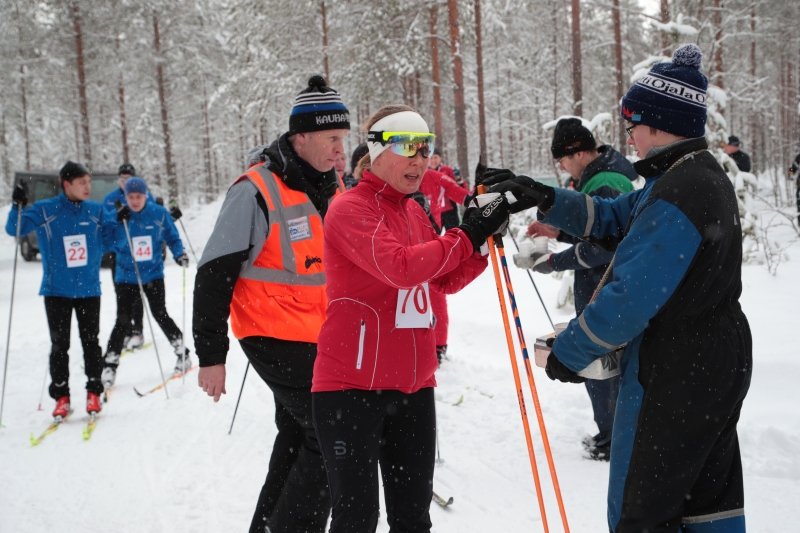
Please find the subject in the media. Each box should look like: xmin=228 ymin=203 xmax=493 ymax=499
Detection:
xmin=544 ymin=337 xmax=586 ymax=384
xmin=483 ymin=169 xmax=556 ymax=214
xmin=12 ymin=184 xmax=28 ymax=207
xmin=170 ymin=205 xmax=182 ymax=221
xmin=115 ymin=200 xmax=131 ymax=223
xmin=175 ymin=254 xmax=190 ymax=268
xmin=462 ymin=189 xmax=478 ymax=207
xmin=458 ymin=195 xmax=511 ymax=252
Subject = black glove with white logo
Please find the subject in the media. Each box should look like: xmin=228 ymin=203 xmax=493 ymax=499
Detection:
xmin=544 ymin=337 xmax=586 ymax=384
xmin=458 ymin=195 xmax=511 ymax=252
xmin=175 ymin=254 xmax=190 ymax=268
xmin=483 ymin=169 xmax=556 ymax=214
xmin=12 ymin=184 xmax=28 ymax=207
xmin=115 ymin=200 xmax=131 ymax=223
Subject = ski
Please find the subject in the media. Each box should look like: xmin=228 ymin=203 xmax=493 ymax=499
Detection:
xmin=82 ymin=413 xmax=98 ymax=440
xmin=432 ymin=491 xmax=453 ymax=508
xmin=121 ymin=342 xmax=152 ymax=358
xmin=133 ymin=366 xmax=197 ymax=397
xmin=30 ymin=410 xmax=73 ymax=446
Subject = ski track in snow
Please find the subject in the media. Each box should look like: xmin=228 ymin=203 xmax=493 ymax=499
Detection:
xmin=0 ymin=200 xmax=798 ymax=532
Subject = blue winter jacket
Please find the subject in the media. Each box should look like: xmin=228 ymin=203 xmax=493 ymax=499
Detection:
xmin=5 ymin=194 xmax=111 ymax=298
xmin=108 ymin=201 xmax=184 ymax=285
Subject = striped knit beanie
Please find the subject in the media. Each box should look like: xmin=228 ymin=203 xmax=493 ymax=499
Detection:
xmin=620 ymin=44 xmax=708 ymax=138
xmin=289 ymin=75 xmax=350 ymax=134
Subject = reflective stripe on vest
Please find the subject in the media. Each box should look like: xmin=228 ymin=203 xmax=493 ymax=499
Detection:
xmin=229 ymin=164 xmax=343 ymax=342
xmin=239 ymin=167 xmax=327 ymax=287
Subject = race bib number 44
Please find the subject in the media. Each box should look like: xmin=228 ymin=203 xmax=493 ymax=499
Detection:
xmin=133 ymin=235 xmax=153 ymax=262
xmin=63 ymin=234 xmax=87 ymax=268
xmin=395 ymin=282 xmax=432 ymax=329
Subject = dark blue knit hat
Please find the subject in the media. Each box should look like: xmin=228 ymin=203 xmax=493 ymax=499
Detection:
xmin=620 ymin=44 xmax=708 ymax=138
xmin=289 ymin=75 xmax=350 ymax=134
xmin=124 ymin=177 xmax=148 ymax=196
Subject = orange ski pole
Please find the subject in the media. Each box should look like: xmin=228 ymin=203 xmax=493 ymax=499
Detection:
xmin=478 ymin=185 xmax=550 ymax=532
xmin=496 ymin=235 xmax=570 ymax=532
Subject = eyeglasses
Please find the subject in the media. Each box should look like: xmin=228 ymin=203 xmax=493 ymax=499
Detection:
xmin=625 ymin=124 xmax=638 ymax=139
xmin=367 ymin=131 xmax=436 ymax=159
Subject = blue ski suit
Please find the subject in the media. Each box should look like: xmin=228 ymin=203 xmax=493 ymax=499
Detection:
xmin=108 ymin=201 xmax=184 ymax=285
xmin=6 ymin=194 xmax=111 ymax=297
xmin=542 ymin=138 xmax=751 ymax=533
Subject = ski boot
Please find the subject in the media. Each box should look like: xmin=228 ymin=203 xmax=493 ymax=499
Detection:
xmin=582 ymin=434 xmax=611 ymax=462
xmin=53 ymin=396 xmax=71 ymax=420
xmin=126 ymin=333 xmax=145 ymax=351
xmin=173 ymin=347 xmax=192 ymax=376
xmin=86 ymin=392 xmax=102 ymax=414
xmin=101 ymin=366 xmax=117 ymax=389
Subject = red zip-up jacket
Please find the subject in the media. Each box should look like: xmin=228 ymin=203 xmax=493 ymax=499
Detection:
xmin=419 ymin=168 xmax=469 ymax=228
xmin=312 ymin=170 xmax=488 ymax=393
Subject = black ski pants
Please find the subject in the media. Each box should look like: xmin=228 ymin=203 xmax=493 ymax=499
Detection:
xmin=239 ymin=336 xmax=330 ymax=533
xmin=44 ymin=296 xmax=103 ymax=399
xmin=110 ymin=253 xmax=143 ymax=337
xmin=313 ymin=387 xmax=436 ymax=533
xmin=106 ymin=279 xmax=181 ymax=360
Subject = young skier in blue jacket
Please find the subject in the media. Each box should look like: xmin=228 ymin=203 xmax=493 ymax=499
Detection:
xmin=6 ymin=161 xmax=112 ymax=418
xmin=101 ymin=177 xmax=190 ymax=388
xmin=486 ymin=45 xmax=750 ymax=532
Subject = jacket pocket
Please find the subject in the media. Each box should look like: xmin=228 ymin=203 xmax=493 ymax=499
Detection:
xmin=356 ymin=320 xmax=366 ymax=370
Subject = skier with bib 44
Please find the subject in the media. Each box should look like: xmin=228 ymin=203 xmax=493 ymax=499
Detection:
xmin=486 ymin=44 xmax=752 ymax=532
xmin=101 ymin=177 xmax=189 ymax=388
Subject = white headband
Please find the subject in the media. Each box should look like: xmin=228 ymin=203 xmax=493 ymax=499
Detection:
xmin=367 ymin=111 xmax=430 ymax=162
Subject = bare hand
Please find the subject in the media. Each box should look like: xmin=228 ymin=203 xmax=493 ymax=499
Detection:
xmin=527 ymin=221 xmax=559 ymax=238
xmin=198 ymin=364 xmax=227 ymax=402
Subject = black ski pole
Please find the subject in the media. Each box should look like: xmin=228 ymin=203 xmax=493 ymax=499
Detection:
xmin=228 ymin=361 xmax=250 ymax=435
xmin=509 ymin=232 xmax=555 ymax=330
xmin=122 ymin=218 xmax=170 ymax=399
xmin=0 ymin=206 xmax=23 ymax=428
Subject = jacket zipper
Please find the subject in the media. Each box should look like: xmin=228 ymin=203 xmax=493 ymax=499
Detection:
xmin=356 ymin=320 xmax=366 ymax=370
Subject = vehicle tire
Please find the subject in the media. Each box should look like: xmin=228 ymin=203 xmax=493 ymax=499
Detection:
xmin=20 ymin=237 xmax=37 ymax=261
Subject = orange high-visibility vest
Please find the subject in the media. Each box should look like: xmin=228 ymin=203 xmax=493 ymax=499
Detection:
xmin=230 ymin=165 xmax=344 ymax=343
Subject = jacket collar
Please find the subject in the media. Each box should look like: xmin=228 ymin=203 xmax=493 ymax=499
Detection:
xmin=359 ymin=170 xmax=409 ymax=203
xmin=59 ymin=192 xmax=84 ymax=211
xmin=633 ymin=137 xmax=708 ymax=179
xmin=578 ymin=144 xmax=638 ymax=190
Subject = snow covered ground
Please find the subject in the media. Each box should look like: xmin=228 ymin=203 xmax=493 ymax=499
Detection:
xmin=0 ymin=197 xmax=798 ymax=532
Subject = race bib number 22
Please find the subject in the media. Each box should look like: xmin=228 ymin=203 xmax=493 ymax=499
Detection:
xmin=395 ymin=282 xmax=432 ymax=329
xmin=63 ymin=234 xmax=87 ymax=268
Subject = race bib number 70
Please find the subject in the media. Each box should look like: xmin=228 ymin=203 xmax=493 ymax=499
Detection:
xmin=395 ymin=282 xmax=432 ymax=329
xmin=63 ymin=234 xmax=87 ymax=268
xmin=133 ymin=235 xmax=153 ymax=262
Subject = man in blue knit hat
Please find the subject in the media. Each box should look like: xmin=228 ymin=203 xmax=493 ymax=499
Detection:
xmin=193 ymin=75 xmax=349 ymax=533
xmin=485 ymin=44 xmax=751 ymax=532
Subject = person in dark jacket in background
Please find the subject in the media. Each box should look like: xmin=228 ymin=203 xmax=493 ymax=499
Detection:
xmin=789 ymin=141 xmax=800 ymax=224
xmin=487 ymin=44 xmax=751 ymax=533
xmin=194 ymin=75 xmax=348 ymax=533
xmin=6 ymin=161 xmax=112 ymax=418
xmin=515 ymin=117 xmax=635 ymax=460
xmin=430 ymin=148 xmax=465 ymax=230
xmin=723 ymin=135 xmax=751 ymax=172
xmin=343 ymin=142 xmax=368 ymax=189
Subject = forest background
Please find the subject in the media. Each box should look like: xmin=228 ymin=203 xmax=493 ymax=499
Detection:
xmin=0 ymin=0 xmax=798 ymax=206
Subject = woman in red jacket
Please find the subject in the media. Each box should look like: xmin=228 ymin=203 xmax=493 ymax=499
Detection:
xmin=312 ymin=104 xmax=510 ymax=532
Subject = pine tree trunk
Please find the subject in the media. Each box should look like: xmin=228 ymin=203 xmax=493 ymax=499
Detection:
xmin=19 ymin=61 xmax=30 ymax=170
xmin=71 ymin=1 xmax=92 ymax=167
xmin=474 ymin=0 xmax=487 ymax=165
xmin=202 ymin=85 xmax=214 ymax=203
xmin=712 ymin=0 xmax=723 ymax=90
xmin=571 ymin=0 xmax=583 ymax=116
xmin=321 ymin=2 xmax=330 ymax=82
xmin=612 ymin=0 xmax=625 ymax=151
xmin=447 ymin=0 xmax=470 ymax=183
xmin=0 ymin=105 xmax=10 ymax=187
xmin=429 ymin=6 xmax=444 ymax=157
xmin=660 ymin=0 xmax=671 ymax=54
xmin=117 ymin=36 xmax=130 ymax=163
xmin=153 ymin=14 xmax=177 ymax=201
